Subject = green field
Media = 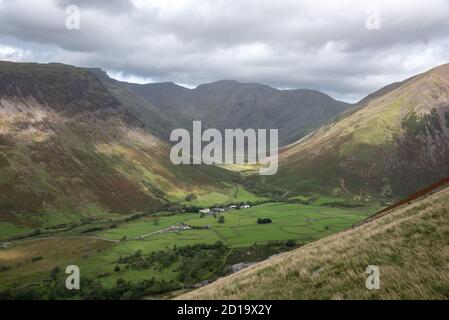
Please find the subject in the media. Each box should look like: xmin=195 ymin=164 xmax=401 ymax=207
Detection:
xmin=0 ymin=185 xmax=265 ymax=241
xmin=98 ymin=203 xmax=375 ymax=246
xmin=77 ymin=202 xmax=377 ymax=285
xmin=0 ymin=201 xmax=378 ymax=291
xmin=97 ymin=213 xmax=199 ymax=240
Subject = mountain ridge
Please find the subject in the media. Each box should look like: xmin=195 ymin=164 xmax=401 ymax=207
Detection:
xmin=84 ymin=67 xmax=351 ymax=146
xmin=118 ymin=74 xmax=352 ymax=145
xmin=2 ymin=60 xmax=449 ymax=224
xmin=266 ymin=63 xmax=449 ymax=199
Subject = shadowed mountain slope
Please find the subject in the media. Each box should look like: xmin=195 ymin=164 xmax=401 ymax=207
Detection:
xmin=0 ymin=62 xmax=243 ymax=228
xmin=124 ymin=79 xmax=351 ymax=145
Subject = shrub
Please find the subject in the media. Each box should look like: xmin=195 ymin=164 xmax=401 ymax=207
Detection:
xmin=31 ymin=256 xmax=44 ymax=262
xmin=185 ymin=193 xmax=198 ymax=202
xmin=0 ymin=265 xmax=12 ymax=272
xmin=285 ymin=240 xmax=296 ymax=247
xmin=50 ymin=266 xmax=61 ymax=279
xmin=257 ymin=218 xmax=272 ymax=224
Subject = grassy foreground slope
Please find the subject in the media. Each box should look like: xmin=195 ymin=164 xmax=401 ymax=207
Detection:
xmin=180 ymin=184 xmax=449 ymax=299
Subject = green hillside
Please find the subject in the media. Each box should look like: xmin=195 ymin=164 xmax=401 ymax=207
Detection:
xmin=0 ymin=62 xmax=258 ymax=232
xmin=263 ymin=63 xmax=449 ymax=199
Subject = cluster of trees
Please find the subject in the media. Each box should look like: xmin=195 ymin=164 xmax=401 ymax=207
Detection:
xmin=116 ymin=249 xmax=177 ymax=271
xmin=184 ymin=193 xmax=198 ymax=202
xmin=242 ymin=178 xmax=286 ymax=200
xmin=183 ymin=205 xmax=202 ymax=213
xmin=115 ymin=242 xmax=229 ymax=286
xmin=123 ymin=212 xmax=148 ymax=222
xmin=176 ymin=242 xmax=228 ymax=284
xmin=319 ymin=201 xmax=365 ymax=208
xmin=80 ymin=226 xmax=104 ymax=234
xmin=0 ymin=265 xmax=12 ymax=272
xmin=80 ymin=278 xmax=181 ymax=300
xmin=257 ymin=218 xmax=272 ymax=224
xmin=0 ymin=239 xmax=305 ymax=300
xmin=0 ymin=274 xmax=180 ymax=300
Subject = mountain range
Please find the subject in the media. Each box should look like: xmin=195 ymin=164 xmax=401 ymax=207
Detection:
xmin=1 ymin=60 xmax=449 ymax=301
xmin=90 ymin=68 xmax=351 ymax=145
xmin=128 ymin=79 xmax=350 ymax=145
xmin=1 ymin=60 xmax=449 ymax=224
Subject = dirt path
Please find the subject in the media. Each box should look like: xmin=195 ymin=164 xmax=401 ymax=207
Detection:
xmin=133 ymin=224 xmax=192 ymax=240
xmin=133 ymin=227 xmax=174 ymax=240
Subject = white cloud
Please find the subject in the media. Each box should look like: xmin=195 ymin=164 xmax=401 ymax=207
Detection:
xmin=106 ymin=70 xmax=154 ymax=84
xmin=0 ymin=0 xmax=448 ymax=102
xmin=0 ymin=44 xmax=28 ymax=61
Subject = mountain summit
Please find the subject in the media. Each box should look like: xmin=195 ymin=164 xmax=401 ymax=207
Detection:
xmin=122 ymin=78 xmax=351 ymax=145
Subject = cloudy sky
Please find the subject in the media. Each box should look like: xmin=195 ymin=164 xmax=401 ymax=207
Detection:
xmin=0 ymin=0 xmax=448 ymax=102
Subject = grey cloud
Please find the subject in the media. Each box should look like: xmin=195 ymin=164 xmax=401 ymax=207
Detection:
xmin=0 ymin=0 xmax=448 ymax=102
xmin=55 ymin=0 xmax=135 ymax=13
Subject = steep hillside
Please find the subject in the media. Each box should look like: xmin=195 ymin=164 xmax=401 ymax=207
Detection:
xmin=127 ymin=80 xmax=351 ymax=145
xmin=267 ymin=63 xmax=449 ymax=199
xmin=86 ymin=68 xmax=179 ymax=141
xmin=0 ymin=62 xmax=247 ymax=231
xmin=180 ymin=181 xmax=449 ymax=300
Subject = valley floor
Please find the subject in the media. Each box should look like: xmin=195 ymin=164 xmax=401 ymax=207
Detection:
xmin=0 ymin=199 xmax=378 ymax=299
